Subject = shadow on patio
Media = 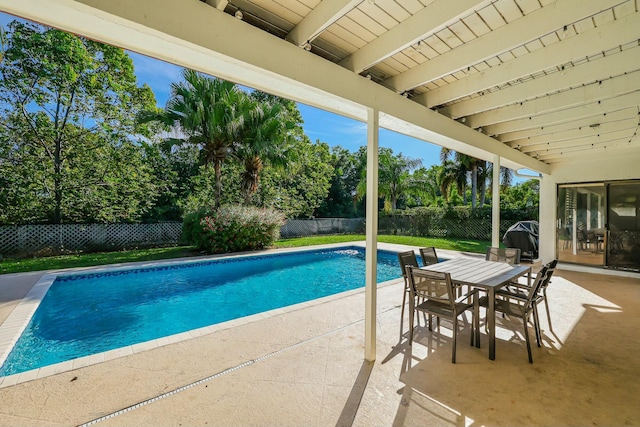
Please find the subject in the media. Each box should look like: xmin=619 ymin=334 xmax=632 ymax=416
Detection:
xmin=0 ymin=266 xmax=638 ymax=426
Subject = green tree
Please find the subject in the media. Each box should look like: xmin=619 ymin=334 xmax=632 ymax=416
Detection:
xmin=141 ymin=139 xmax=201 ymax=221
xmin=410 ymin=165 xmax=444 ymax=207
xmin=256 ymin=138 xmax=333 ymax=218
xmin=501 ymin=179 xmax=540 ymax=210
xmin=0 ymin=21 xmax=157 ymax=224
xmin=237 ymin=94 xmax=297 ymax=204
xmin=315 ymin=146 xmax=363 ymax=217
xmin=440 ymin=148 xmax=489 ymax=208
xmin=438 ymin=159 xmax=468 ymax=205
xmin=357 ymin=148 xmax=422 ymax=212
xmin=141 ymin=69 xmax=253 ymax=208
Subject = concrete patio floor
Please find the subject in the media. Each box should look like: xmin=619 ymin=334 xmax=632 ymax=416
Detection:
xmin=0 ymin=244 xmax=639 ymax=426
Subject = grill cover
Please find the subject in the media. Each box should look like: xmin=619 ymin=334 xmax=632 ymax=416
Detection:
xmin=503 ymin=220 xmax=539 ymax=261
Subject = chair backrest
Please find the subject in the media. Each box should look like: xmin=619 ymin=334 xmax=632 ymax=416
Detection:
xmin=406 ymin=266 xmax=455 ymax=309
xmin=525 ymin=265 xmax=549 ymax=306
xmin=397 ymin=250 xmax=419 ymax=279
xmin=540 ymin=259 xmax=558 ymax=290
xmin=485 ymin=247 xmax=521 ymax=265
xmin=419 ymin=247 xmax=439 ymax=266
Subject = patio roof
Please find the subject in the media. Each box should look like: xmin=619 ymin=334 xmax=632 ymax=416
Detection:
xmin=2 ymin=0 xmax=639 ymax=173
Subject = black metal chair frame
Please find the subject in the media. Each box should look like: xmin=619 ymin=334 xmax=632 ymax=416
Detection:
xmin=397 ymin=250 xmax=419 ymax=340
xmin=483 ymin=265 xmax=549 ymax=363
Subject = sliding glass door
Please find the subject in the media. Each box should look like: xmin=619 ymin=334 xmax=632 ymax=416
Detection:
xmin=557 ymin=184 xmax=606 ymax=267
xmin=607 ymin=181 xmax=640 ymax=270
xmin=557 ymin=180 xmax=640 ymax=271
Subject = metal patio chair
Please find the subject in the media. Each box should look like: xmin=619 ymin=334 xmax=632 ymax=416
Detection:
xmin=397 ymin=250 xmax=419 ymax=340
xmin=485 ymin=247 xmax=521 ymax=265
xmin=406 ymin=266 xmax=479 ymax=364
xmin=481 ymin=265 xmax=549 ymax=363
xmin=419 ymin=246 xmax=439 ymax=266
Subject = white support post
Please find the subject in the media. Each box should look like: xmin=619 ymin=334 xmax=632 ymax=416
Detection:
xmin=364 ymin=108 xmax=379 ymax=362
xmin=586 ymin=194 xmax=592 ymax=230
xmin=572 ymin=188 xmax=578 ymax=255
xmin=492 ymin=155 xmax=501 ymax=247
xmin=597 ymin=194 xmax=603 ymax=228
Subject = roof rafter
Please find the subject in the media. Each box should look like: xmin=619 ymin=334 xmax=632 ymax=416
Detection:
xmin=484 ymin=91 xmax=640 ymax=136
xmin=385 ymin=0 xmax=622 ymax=93
xmin=498 ymin=107 xmax=639 ymax=142
xmin=286 ymin=0 xmax=361 ymax=47
xmin=440 ymin=47 xmax=640 ymax=119
xmin=338 ymin=0 xmax=488 ymax=73
xmin=514 ymin=118 xmax=639 ymax=151
xmin=466 ymin=71 xmax=640 ymax=129
xmin=534 ymin=135 xmax=639 ymax=162
xmin=415 ymin=11 xmax=640 ymax=108
xmin=204 ymin=0 xmax=227 ymax=11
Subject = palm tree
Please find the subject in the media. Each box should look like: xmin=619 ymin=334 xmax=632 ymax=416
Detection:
xmin=357 ymin=149 xmax=422 ymax=212
xmin=140 ymin=69 xmax=252 ymax=208
xmin=438 ymin=159 xmax=468 ymax=204
xmin=236 ymin=99 xmax=295 ymax=204
xmin=441 ymin=148 xmax=486 ymax=208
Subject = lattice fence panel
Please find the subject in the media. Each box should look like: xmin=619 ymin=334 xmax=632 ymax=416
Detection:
xmin=378 ymin=217 xmax=514 ymax=240
xmin=280 ymin=218 xmax=365 ymax=238
xmin=0 ymin=222 xmax=183 ymax=256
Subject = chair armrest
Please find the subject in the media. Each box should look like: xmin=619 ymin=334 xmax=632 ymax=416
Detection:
xmin=455 ymin=288 xmax=478 ymax=304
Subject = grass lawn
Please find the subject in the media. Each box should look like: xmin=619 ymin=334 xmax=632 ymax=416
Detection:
xmin=0 ymin=235 xmax=491 ymax=275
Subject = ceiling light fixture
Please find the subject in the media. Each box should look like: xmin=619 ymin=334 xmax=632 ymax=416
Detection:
xmin=234 ymin=10 xmax=243 ymax=19
xmin=303 ymin=42 xmax=312 ymax=51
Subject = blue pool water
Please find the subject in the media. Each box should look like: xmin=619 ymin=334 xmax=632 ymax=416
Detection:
xmin=1 ymin=247 xmax=406 ymax=376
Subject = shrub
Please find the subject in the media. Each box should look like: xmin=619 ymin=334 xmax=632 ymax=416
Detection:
xmin=183 ymin=205 xmax=285 ymax=254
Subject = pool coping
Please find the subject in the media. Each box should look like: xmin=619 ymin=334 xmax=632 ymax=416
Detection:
xmin=0 ymin=241 xmax=409 ymax=388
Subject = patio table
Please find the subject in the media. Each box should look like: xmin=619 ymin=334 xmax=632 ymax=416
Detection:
xmin=421 ymin=257 xmax=531 ymax=360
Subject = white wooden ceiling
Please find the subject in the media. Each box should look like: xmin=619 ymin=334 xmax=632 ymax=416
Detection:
xmin=210 ymin=0 xmax=640 ymax=165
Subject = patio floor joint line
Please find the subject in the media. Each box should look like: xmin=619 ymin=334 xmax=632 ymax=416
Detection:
xmin=76 ymin=306 xmax=398 ymax=427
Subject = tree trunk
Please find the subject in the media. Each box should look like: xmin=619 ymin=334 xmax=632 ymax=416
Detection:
xmin=471 ymin=165 xmax=478 ymax=209
xmin=53 ymin=138 xmax=63 ymax=224
xmin=214 ymin=159 xmax=222 ymax=209
xmin=479 ymin=162 xmax=487 ymax=207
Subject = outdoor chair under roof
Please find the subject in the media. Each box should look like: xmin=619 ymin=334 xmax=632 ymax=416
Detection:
xmin=397 ymin=250 xmax=419 ymax=340
xmin=486 ymin=247 xmax=521 ymax=265
xmin=500 ymin=259 xmax=558 ymax=335
xmin=419 ymin=247 xmax=439 ymax=266
xmin=480 ymin=265 xmax=550 ymax=363
xmin=405 ymin=266 xmax=479 ymax=364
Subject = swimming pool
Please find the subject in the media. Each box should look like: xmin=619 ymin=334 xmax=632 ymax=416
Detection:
xmin=0 ymin=246 xmax=406 ymax=377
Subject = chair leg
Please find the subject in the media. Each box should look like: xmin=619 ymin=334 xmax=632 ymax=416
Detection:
xmin=474 ymin=299 xmax=480 ymax=348
xmin=543 ymin=291 xmax=552 ymax=331
xmin=409 ymin=306 xmax=415 ymax=346
xmin=399 ymin=286 xmax=407 ymax=340
xmin=452 ymin=318 xmax=457 ymax=364
xmin=532 ymin=306 xmax=541 ymax=347
xmin=523 ymin=317 xmax=533 ymax=363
